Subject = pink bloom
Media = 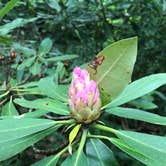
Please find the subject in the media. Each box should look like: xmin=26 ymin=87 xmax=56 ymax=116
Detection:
xmin=69 ymin=66 xmax=101 ymax=123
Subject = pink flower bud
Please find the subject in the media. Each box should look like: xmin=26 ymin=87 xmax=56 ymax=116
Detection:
xmin=69 ymin=66 xmax=101 ymax=124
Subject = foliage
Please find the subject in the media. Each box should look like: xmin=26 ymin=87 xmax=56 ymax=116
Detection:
xmin=0 ymin=0 xmax=165 ymax=165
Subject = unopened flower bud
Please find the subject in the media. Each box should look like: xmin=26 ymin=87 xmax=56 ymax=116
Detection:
xmin=68 ymin=66 xmax=101 ymax=124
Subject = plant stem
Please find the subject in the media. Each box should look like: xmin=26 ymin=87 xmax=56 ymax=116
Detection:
xmin=88 ymin=133 xmax=111 ymax=141
xmin=41 ymin=143 xmax=72 ymax=163
xmin=93 ymin=124 xmax=116 ymax=134
xmin=56 ymin=144 xmax=69 ymax=157
xmin=54 ymin=119 xmax=75 ymax=125
xmin=0 ymin=90 xmax=9 ymax=98
xmin=101 ymin=103 xmax=110 ymax=110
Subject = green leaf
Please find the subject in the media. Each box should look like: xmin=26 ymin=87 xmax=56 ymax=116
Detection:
xmin=32 ymin=154 xmax=59 ymax=166
xmin=114 ymin=130 xmax=166 ymax=165
xmin=69 ymin=124 xmax=81 ymax=144
xmin=14 ymin=98 xmax=69 ymax=115
xmin=46 ymin=0 xmax=61 ymax=12
xmin=110 ymin=138 xmax=153 ymax=166
xmin=38 ymin=77 xmax=68 ymax=102
xmin=63 ymin=129 xmax=88 ymax=166
xmin=129 ymin=93 xmax=158 ymax=110
xmin=17 ymin=57 xmax=35 ymax=70
xmin=54 ymin=62 xmax=66 ymax=82
xmin=0 ymin=124 xmax=60 ymax=161
xmin=46 ymin=54 xmax=78 ymax=62
xmin=129 ymin=98 xmax=158 ymax=110
xmin=0 ymin=0 xmax=19 ymax=19
xmin=106 ymin=107 xmax=166 ymax=125
xmin=22 ymin=110 xmax=51 ymax=118
xmin=68 ymin=124 xmax=81 ymax=154
xmin=39 ymin=38 xmax=53 ymax=57
xmin=13 ymin=43 xmax=36 ymax=57
xmin=30 ymin=62 xmax=41 ymax=75
xmin=19 ymin=81 xmax=38 ymax=88
xmin=87 ymin=37 xmax=137 ymax=104
xmin=62 ymin=151 xmax=88 ymax=166
xmin=0 ymin=18 xmax=37 ymax=35
xmin=1 ymin=97 xmax=19 ymax=116
xmin=0 ymin=118 xmax=55 ymax=144
xmin=86 ymin=138 xmax=119 ymax=166
xmin=107 ymin=73 xmax=166 ymax=108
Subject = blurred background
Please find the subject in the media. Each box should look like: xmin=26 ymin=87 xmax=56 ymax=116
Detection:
xmin=0 ymin=0 xmax=166 ymax=165
xmin=0 ymin=0 xmax=166 ymax=76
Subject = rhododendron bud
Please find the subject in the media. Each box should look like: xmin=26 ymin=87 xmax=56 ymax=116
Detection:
xmin=68 ymin=66 xmax=101 ymax=124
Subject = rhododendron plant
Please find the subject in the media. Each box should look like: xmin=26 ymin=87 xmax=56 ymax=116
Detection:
xmin=1 ymin=37 xmax=166 ymax=166
xmin=68 ymin=66 xmax=101 ymax=123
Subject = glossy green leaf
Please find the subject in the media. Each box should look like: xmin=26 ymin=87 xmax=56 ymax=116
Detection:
xmin=0 ymin=0 xmax=19 ymax=19
xmin=109 ymin=138 xmax=153 ymax=166
xmin=0 ymin=124 xmax=60 ymax=161
xmin=14 ymin=98 xmax=69 ymax=115
xmin=107 ymin=73 xmax=166 ymax=108
xmin=86 ymin=139 xmax=119 ymax=166
xmin=87 ymin=37 xmax=137 ymax=104
xmin=68 ymin=124 xmax=81 ymax=153
xmin=0 ymin=118 xmax=55 ymax=143
xmin=114 ymin=130 xmax=166 ymax=165
xmin=69 ymin=124 xmax=81 ymax=144
xmin=22 ymin=110 xmax=51 ymax=118
xmin=38 ymin=77 xmax=68 ymax=102
xmin=39 ymin=38 xmax=53 ymax=57
xmin=1 ymin=97 xmax=19 ymax=116
xmin=129 ymin=98 xmax=157 ymax=110
xmin=62 ymin=151 xmax=88 ymax=166
xmin=106 ymin=107 xmax=166 ymax=125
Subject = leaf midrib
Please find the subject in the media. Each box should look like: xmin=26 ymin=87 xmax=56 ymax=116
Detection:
xmin=91 ymin=139 xmax=105 ymax=166
xmin=97 ymin=45 xmax=128 ymax=85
